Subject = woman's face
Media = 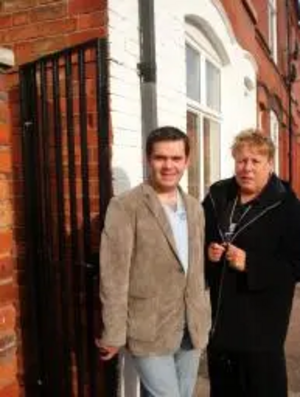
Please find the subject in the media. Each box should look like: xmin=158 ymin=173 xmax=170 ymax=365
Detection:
xmin=234 ymin=144 xmax=273 ymax=196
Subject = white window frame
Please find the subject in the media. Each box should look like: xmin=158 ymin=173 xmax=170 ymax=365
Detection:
xmin=268 ymin=0 xmax=278 ymax=63
xmin=186 ymin=29 xmax=222 ymax=199
xmin=270 ymin=110 xmax=280 ymax=174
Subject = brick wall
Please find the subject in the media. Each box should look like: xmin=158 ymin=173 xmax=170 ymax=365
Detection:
xmin=0 ymin=69 xmax=19 ymax=397
xmin=0 ymin=0 xmax=107 ymax=65
xmin=0 ymin=1 xmax=109 ymax=396
xmin=222 ymin=0 xmax=300 ymax=189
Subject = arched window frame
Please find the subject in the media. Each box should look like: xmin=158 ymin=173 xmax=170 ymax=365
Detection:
xmin=185 ymin=23 xmax=222 ymax=199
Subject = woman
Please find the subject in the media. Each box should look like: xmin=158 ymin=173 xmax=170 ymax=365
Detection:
xmin=203 ymin=129 xmax=300 ymax=397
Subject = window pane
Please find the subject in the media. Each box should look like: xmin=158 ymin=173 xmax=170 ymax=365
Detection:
xmin=270 ymin=111 xmax=280 ymax=174
xmin=268 ymin=0 xmax=277 ymax=61
xmin=206 ymin=60 xmax=221 ymax=111
xmin=203 ymin=117 xmax=220 ymax=194
xmin=187 ymin=111 xmax=200 ymax=198
xmin=186 ymin=44 xmax=201 ymax=102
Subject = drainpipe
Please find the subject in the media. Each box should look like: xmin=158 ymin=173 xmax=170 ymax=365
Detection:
xmin=286 ymin=0 xmax=293 ymax=184
xmin=138 ymin=0 xmax=158 ymax=178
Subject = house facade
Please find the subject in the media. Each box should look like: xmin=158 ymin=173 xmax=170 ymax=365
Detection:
xmin=0 ymin=0 xmax=300 ymax=396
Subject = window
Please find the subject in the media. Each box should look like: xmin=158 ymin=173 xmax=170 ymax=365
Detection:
xmin=270 ymin=110 xmax=280 ymax=174
xmin=206 ymin=60 xmax=221 ymax=112
xmin=268 ymin=0 xmax=278 ymax=62
xmin=186 ymin=44 xmax=201 ymax=102
xmin=186 ymin=27 xmax=222 ymax=199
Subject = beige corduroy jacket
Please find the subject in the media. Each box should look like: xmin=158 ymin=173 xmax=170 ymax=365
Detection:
xmin=99 ymin=183 xmax=211 ymax=356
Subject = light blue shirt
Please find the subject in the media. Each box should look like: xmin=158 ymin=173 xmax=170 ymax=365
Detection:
xmin=162 ymin=191 xmax=189 ymax=274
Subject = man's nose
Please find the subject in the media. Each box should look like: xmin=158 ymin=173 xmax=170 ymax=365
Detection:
xmin=164 ymin=159 xmax=173 ymax=168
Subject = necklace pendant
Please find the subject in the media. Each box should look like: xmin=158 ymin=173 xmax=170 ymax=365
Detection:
xmin=229 ymin=223 xmax=236 ymax=233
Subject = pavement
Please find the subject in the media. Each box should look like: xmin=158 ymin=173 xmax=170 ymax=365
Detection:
xmin=194 ymin=285 xmax=300 ymax=397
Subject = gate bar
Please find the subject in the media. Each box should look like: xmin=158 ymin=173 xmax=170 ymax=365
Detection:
xmin=64 ymin=50 xmax=85 ymax=397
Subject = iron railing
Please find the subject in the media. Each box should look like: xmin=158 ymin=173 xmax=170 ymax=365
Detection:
xmin=20 ymin=38 xmax=116 ymax=397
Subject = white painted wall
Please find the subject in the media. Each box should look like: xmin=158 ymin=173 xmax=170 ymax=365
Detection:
xmin=108 ymin=0 xmax=257 ymax=193
xmin=108 ymin=1 xmax=143 ymax=194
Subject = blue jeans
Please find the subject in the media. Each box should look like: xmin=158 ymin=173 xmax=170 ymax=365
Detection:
xmin=132 ymin=333 xmax=201 ymax=397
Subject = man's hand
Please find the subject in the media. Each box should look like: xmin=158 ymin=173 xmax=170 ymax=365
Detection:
xmin=208 ymin=242 xmax=226 ymax=262
xmin=225 ymin=243 xmax=246 ymax=272
xmin=95 ymin=339 xmax=119 ymax=361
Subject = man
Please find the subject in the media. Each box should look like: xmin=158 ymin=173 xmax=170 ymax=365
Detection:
xmin=203 ymin=129 xmax=300 ymax=397
xmin=98 ymin=126 xmax=210 ymax=397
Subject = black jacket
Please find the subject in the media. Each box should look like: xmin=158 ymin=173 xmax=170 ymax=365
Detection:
xmin=203 ymin=174 xmax=300 ymax=351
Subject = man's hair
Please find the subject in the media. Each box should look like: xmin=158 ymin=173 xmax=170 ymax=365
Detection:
xmin=231 ymin=128 xmax=275 ymax=160
xmin=146 ymin=126 xmax=190 ymax=157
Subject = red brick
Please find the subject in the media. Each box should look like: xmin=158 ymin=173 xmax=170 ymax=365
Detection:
xmin=0 ymin=151 xmax=12 ymax=174
xmin=0 ymin=382 xmax=19 ymax=397
xmin=0 ymin=257 xmax=14 ymax=280
xmin=0 ymin=102 xmax=9 ymax=125
xmin=33 ymin=35 xmax=68 ymax=57
xmin=0 ymin=305 xmax=15 ymax=334
xmin=7 ymin=88 xmax=19 ymax=107
xmin=13 ymin=42 xmax=34 ymax=64
xmin=0 ymin=179 xmax=10 ymax=201
xmin=0 ymin=280 xmax=15 ymax=303
xmin=0 ymin=230 xmax=13 ymax=254
xmin=12 ymin=11 xmax=29 ymax=26
xmin=0 ymin=201 xmax=12 ymax=227
xmin=10 ymin=133 xmax=21 ymax=166
xmin=31 ymin=3 xmax=67 ymax=22
xmin=0 ymin=32 xmax=4 ymax=45
xmin=5 ymin=101 xmax=17 ymax=124
xmin=0 ymin=70 xmax=8 ymax=85
xmin=5 ymin=74 xmax=18 ymax=91
xmin=77 ymin=10 xmax=107 ymax=30
xmin=0 ymin=77 xmax=6 ymax=93
xmin=69 ymin=0 xmax=106 ymax=15
xmin=0 ymin=348 xmax=17 ymax=387
xmin=3 ymin=18 xmax=77 ymax=44
xmin=0 ymin=124 xmax=10 ymax=146
xmin=0 ymin=15 xmax=12 ymax=30
xmin=1 ymin=0 xmax=37 ymax=11
xmin=67 ymin=27 xmax=106 ymax=47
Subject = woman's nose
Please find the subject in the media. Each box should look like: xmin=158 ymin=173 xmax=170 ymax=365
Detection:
xmin=244 ymin=160 xmax=253 ymax=171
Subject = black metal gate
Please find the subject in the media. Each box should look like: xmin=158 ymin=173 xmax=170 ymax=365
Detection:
xmin=19 ymin=38 xmax=117 ymax=397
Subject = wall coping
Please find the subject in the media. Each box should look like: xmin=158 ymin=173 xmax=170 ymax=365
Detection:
xmin=0 ymin=48 xmax=15 ymax=71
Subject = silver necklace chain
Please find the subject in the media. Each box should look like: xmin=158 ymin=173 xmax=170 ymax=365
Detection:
xmin=228 ymin=196 xmax=252 ymax=235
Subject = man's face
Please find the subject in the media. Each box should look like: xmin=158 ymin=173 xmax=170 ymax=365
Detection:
xmin=147 ymin=140 xmax=189 ymax=192
xmin=234 ymin=144 xmax=273 ymax=196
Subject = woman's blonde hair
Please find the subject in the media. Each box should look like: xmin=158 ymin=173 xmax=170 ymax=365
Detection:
xmin=231 ymin=128 xmax=275 ymax=160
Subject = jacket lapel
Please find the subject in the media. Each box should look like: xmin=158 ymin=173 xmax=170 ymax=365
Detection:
xmin=142 ymin=183 xmax=181 ymax=263
xmin=180 ymin=190 xmax=194 ymax=270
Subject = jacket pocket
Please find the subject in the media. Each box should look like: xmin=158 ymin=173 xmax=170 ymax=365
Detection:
xmin=127 ymin=296 xmax=157 ymax=342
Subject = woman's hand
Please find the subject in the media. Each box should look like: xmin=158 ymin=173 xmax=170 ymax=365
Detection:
xmin=225 ymin=243 xmax=246 ymax=272
xmin=208 ymin=242 xmax=226 ymax=262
